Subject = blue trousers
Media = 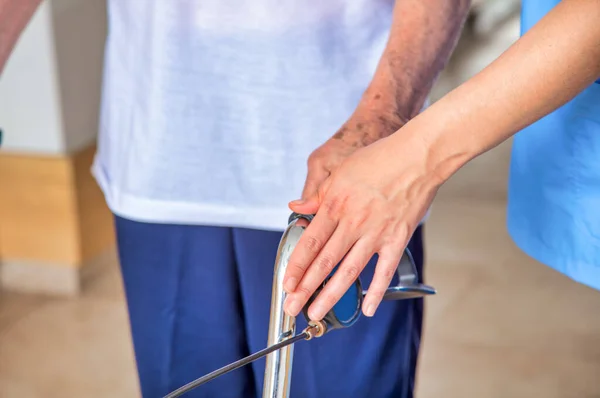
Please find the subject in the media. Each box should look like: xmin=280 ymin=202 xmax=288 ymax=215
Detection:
xmin=115 ymin=216 xmax=424 ymax=398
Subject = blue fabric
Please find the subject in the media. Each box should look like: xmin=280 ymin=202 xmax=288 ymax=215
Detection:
xmin=114 ymin=216 xmax=424 ymax=398
xmin=507 ymin=0 xmax=600 ymax=290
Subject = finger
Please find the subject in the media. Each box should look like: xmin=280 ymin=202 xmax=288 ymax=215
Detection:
xmin=289 ymin=178 xmax=332 ymax=215
xmin=282 ymin=210 xmax=338 ymax=294
xmin=301 ymin=166 xmax=329 ymax=200
xmin=289 ymin=195 xmax=320 ymax=216
xmin=306 ymin=237 xmax=375 ymax=321
xmin=362 ymin=244 xmax=404 ymax=317
xmin=284 ymin=225 xmax=357 ymax=317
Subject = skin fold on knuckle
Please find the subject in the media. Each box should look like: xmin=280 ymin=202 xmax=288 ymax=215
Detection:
xmin=315 ymin=253 xmax=337 ymax=275
xmin=303 ymin=235 xmax=323 ymax=255
xmin=286 ymin=260 xmax=308 ymax=278
xmin=377 ymin=213 xmax=396 ymax=234
xmin=387 ymin=217 xmax=411 ymax=241
xmin=317 ymin=178 xmax=334 ymax=201
xmin=322 ymin=194 xmax=348 ymax=219
xmin=379 ymin=223 xmax=409 ymax=251
xmin=322 ymin=198 xmax=340 ymax=217
xmin=293 ymin=285 xmax=314 ymax=302
xmin=342 ymin=263 xmax=361 ymax=282
xmin=377 ymin=259 xmax=398 ymax=281
xmin=307 ymin=151 xmax=322 ymax=167
xmin=346 ymin=208 xmax=369 ymax=230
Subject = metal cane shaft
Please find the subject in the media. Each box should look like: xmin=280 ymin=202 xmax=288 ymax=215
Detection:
xmin=262 ymin=217 xmax=307 ymax=398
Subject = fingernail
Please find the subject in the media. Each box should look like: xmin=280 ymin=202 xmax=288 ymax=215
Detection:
xmin=364 ymin=303 xmax=377 ymax=317
xmin=309 ymin=303 xmax=326 ymax=320
xmin=285 ymin=298 xmax=301 ymax=316
xmin=290 ymin=199 xmax=305 ymax=206
xmin=284 ymin=277 xmax=298 ymax=293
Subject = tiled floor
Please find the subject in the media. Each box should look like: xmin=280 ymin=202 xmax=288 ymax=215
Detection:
xmin=2 ymin=9 xmax=600 ymax=398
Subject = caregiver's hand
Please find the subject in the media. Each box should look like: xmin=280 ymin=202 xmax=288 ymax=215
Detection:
xmin=300 ymin=114 xmax=405 ymax=202
xmin=283 ymin=128 xmax=440 ymax=321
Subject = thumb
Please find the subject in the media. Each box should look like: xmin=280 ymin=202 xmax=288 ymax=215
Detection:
xmin=301 ymin=166 xmax=329 ymax=200
xmin=289 ymin=176 xmax=331 ymax=215
xmin=289 ymin=195 xmax=320 ymax=215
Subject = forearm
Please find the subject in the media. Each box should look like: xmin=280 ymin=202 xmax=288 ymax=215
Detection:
xmin=406 ymin=0 xmax=600 ymax=184
xmin=351 ymin=0 xmax=470 ymax=139
xmin=0 ymin=0 xmax=42 ymax=74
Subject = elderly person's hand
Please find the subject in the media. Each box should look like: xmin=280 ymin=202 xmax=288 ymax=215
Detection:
xmin=283 ymin=126 xmax=440 ymax=321
xmin=299 ymin=112 xmax=405 ymax=203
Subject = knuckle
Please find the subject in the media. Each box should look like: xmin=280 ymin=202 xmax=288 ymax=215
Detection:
xmin=317 ymin=183 xmax=329 ymax=202
xmin=351 ymin=210 xmax=369 ymax=229
xmin=402 ymin=226 xmax=411 ymax=241
xmin=378 ymin=236 xmax=393 ymax=248
xmin=323 ymin=198 xmax=339 ymax=215
xmin=390 ymin=237 xmax=407 ymax=251
xmin=323 ymin=195 xmax=348 ymax=218
xmin=304 ymin=235 xmax=323 ymax=254
xmin=287 ymin=260 xmax=307 ymax=275
xmin=380 ymin=225 xmax=409 ymax=249
xmin=379 ymin=215 xmax=395 ymax=232
xmin=316 ymin=254 xmax=336 ymax=274
xmin=381 ymin=265 xmax=396 ymax=280
xmin=343 ymin=264 xmax=361 ymax=281
xmin=295 ymin=285 xmax=313 ymax=300
xmin=392 ymin=221 xmax=410 ymax=241
xmin=307 ymin=153 xmax=321 ymax=167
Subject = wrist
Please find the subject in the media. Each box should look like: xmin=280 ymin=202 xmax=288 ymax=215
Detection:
xmin=358 ymin=60 xmax=430 ymax=124
xmin=389 ymin=113 xmax=474 ymax=188
xmin=333 ymin=107 xmax=406 ymax=148
xmin=356 ymin=88 xmax=410 ymax=126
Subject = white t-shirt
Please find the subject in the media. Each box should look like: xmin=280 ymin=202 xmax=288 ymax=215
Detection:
xmin=93 ymin=0 xmax=397 ymax=231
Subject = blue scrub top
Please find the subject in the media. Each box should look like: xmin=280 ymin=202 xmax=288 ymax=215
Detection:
xmin=507 ymin=0 xmax=600 ymax=290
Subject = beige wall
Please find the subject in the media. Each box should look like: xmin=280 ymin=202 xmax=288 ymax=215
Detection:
xmin=0 ymin=1 xmax=64 ymax=154
xmin=0 ymin=0 xmax=106 ymax=155
xmin=430 ymin=9 xmax=520 ymax=202
xmin=0 ymin=0 xmax=112 ymax=296
xmin=51 ymin=0 xmax=107 ymax=154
